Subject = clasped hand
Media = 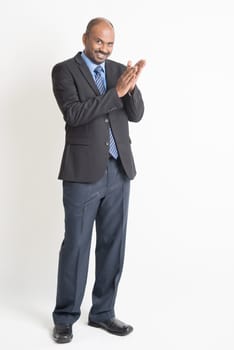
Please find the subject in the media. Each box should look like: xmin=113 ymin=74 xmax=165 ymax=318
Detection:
xmin=116 ymin=59 xmax=146 ymax=97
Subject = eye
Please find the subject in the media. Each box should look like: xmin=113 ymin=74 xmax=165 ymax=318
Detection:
xmin=96 ymin=39 xmax=102 ymax=45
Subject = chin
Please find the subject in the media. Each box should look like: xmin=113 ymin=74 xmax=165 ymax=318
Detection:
xmin=90 ymin=57 xmax=103 ymax=64
xmin=96 ymin=58 xmax=106 ymax=63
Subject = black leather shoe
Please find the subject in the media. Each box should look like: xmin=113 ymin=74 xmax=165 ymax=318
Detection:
xmin=52 ymin=324 xmax=73 ymax=343
xmin=88 ymin=317 xmax=133 ymax=336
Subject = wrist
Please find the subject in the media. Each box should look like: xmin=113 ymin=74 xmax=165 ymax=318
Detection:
xmin=128 ymin=87 xmax=135 ymax=95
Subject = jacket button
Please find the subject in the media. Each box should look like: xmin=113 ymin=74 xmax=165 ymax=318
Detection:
xmin=105 ymin=142 xmax=109 ymax=146
xmin=104 ymin=118 xmax=109 ymax=123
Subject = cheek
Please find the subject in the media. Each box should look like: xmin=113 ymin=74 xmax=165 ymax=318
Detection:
xmin=91 ymin=43 xmax=99 ymax=52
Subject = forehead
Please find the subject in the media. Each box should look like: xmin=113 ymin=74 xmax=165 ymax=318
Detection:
xmin=89 ymin=22 xmax=115 ymax=41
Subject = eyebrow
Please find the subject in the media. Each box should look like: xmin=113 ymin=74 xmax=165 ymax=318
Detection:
xmin=95 ymin=37 xmax=114 ymax=45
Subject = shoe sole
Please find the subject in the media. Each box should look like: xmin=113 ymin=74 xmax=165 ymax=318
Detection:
xmin=88 ymin=320 xmax=133 ymax=336
xmin=53 ymin=335 xmax=73 ymax=344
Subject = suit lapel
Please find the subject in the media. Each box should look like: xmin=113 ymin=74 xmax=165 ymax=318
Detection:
xmin=105 ymin=60 xmax=116 ymax=90
xmin=74 ymin=52 xmax=100 ymax=95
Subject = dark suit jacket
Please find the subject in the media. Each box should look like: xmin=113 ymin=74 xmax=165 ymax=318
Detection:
xmin=52 ymin=52 xmax=144 ymax=183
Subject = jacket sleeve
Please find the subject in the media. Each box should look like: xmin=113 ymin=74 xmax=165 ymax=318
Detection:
xmin=122 ymin=85 xmax=145 ymax=123
xmin=52 ymin=63 xmax=124 ymax=127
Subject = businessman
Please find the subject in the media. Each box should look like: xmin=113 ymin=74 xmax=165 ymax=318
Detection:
xmin=51 ymin=17 xmax=145 ymax=343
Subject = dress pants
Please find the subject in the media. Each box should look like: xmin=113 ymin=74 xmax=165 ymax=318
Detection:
xmin=53 ymin=158 xmax=130 ymax=325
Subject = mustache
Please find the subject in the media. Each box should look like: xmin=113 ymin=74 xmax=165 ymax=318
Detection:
xmin=95 ymin=50 xmax=110 ymax=55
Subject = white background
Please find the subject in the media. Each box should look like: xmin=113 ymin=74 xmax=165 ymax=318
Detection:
xmin=0 ymin=0 xmax=234 ymax=349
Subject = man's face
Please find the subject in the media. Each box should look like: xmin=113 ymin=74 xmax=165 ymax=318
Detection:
xmin=82 ymin=22 xmax=114 ymax=64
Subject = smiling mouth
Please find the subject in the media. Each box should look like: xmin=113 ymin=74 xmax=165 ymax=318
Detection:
xmin=96 ymin=52 xmax=108 ymax=59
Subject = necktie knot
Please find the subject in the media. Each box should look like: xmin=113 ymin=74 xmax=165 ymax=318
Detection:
xmin=94 ymin=66 xmax=103 ymax=75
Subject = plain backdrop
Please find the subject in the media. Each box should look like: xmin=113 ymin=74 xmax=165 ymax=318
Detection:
xmin=0 ymin=0 xmax=234 ymax=349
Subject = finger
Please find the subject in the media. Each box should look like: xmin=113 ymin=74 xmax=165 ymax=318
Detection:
xmin=127 ymin=60 xmax=132 ymax=67
xmin=121 ymin=67 xmax=137 ymax=82
xmin=134 ymin=59 xmax=146 ymax=69
xmin=124 ymin=72 xmax=137 ymax=85
xmin=126 ymin=74 xmax=137 ymax=88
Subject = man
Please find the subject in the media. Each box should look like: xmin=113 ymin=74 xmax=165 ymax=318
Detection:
xmin=52 ymin=17 xmax=145 ymax=343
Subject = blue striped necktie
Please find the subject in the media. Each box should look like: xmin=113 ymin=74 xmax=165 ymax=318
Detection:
xmin=94 ymin=66 xmax=118 ymax=159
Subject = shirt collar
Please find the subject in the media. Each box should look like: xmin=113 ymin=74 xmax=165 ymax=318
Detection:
xmin=81 ymin=51 xmax=105 ymax=74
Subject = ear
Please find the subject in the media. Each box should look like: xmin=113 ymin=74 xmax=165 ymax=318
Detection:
xmin=82 ymin=33 xmax=87 ymax=46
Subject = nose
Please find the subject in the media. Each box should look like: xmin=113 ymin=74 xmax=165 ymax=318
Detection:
xmin=100 ymin=43 xmax=110 ymax=53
